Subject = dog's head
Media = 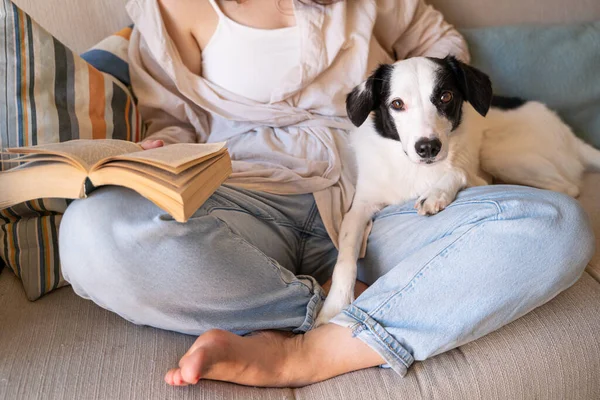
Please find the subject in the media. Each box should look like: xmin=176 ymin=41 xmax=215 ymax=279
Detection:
xmin=346 ymin=56 xmax=493 ymax=164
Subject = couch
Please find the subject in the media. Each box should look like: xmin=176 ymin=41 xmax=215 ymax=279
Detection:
xmin=1 ymin=0 xmax=600 ymax=399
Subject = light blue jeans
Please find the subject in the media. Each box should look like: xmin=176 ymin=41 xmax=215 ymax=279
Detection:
xmin=59 ymin=184 xmax=594 ymax=376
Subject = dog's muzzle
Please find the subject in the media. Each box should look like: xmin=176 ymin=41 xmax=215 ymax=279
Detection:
xmin=415 ymin=138 xmax=442 ymax=161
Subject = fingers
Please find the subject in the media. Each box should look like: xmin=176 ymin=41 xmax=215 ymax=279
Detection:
xmin=140 ymin=139 xmax=164 ymax=150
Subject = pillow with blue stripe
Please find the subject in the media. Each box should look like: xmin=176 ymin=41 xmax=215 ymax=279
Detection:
xmin=81 ymin=26 xmax=133 ymax=86
xmin=0 ymin=0 xmax=144 ymax=300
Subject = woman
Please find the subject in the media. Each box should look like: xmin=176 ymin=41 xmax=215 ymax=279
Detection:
xmin=59 ymin=0 xmax=594 ymax=387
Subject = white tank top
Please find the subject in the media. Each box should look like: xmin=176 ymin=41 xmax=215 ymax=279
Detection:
xmin=201 ymin=0 xmax=301 ymax=104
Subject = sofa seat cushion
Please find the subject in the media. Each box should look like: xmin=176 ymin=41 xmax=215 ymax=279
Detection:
xmin=1 ymin=269 xmax=599 ymax=399
xmin=296 ymin=274 xmax=600 ymax=400
xmin=579 ymin=173 xmax=600 ymax=282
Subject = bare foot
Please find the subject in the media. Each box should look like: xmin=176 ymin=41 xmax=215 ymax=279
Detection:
xmin=165 ymin=324 xmax=384 ymax=388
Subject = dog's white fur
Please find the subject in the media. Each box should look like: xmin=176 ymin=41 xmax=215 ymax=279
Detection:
xmin=315 ymin=57 xmax=600 ymax=326
xmin=481 ymin=102 xmax=600 ymax=197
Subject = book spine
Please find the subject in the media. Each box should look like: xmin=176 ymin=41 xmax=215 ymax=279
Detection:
xmin=83 ymin=177 xmax=96 ymax=198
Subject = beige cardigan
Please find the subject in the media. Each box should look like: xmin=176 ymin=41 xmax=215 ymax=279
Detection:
xmin=126 ymin=0 xmax=468 ymax=249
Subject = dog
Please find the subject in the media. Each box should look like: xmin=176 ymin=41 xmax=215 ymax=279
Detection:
xmin=315 ymin=55 xmax=600 ymax=326
xmin=480 ymin=100 xmax=600 ymax=197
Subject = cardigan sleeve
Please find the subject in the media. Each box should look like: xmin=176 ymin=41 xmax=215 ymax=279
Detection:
xmin=128 ymin=28 xmax=209 ymax=145
xmin=374 ymin=0 xmax=470 ymax=63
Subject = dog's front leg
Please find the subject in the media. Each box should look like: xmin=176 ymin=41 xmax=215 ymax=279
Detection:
xmin=415 ymin=170 xmax=468 ymax=216
xmin=315 ymin=200 xmax=377 ymax=327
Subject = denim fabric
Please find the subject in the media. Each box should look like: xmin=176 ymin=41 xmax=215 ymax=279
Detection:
xmin=59 ymin=184 xmax=594 ymax=375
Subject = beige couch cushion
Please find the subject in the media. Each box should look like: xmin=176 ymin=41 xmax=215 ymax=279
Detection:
xmin=428 ymin=0 xmax=600 ymax=28
xmin=302 ymin=277 xmax=600 ymax=399
xmin=12 ymin=0 xmax=600 ymax=53
xmin=12 ymin=0 xmax=131 ymax=53
xmin=579 ymin=173 xmax=600 ymax=282
xmin=1 ymin=269 xmax=599 ymax=399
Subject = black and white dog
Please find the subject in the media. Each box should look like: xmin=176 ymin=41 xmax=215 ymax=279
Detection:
xmin=315 ymin=55 xmax=600 ymax=325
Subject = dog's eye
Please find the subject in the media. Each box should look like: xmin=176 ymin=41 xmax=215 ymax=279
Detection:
xmin=390 ymin=99 xmax=405 ymax=111
xmin=440 ymin=91 xmax=453 ymax=104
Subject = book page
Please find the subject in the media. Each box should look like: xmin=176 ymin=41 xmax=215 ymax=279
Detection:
xmin=100 ymin=142 xmax=226 ymax=173
xmin=92 ymin=153 xmax=226 ymax=189
xmin=0 ymin=161 xmax=86 ymax=208
xmin=89 ymin=153 xmax=231 ymax=222
xmin=7 ymin=139 xmax=142 ymax=171
xmin=0 ymin=153 xmax=82 ymax=169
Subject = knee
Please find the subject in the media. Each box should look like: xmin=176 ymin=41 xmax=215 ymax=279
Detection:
xmin=58 ymin=187 xmax=156 ymax=289
xmin=539 ymin=190 xmax=594 ymax=258
xmin=521 ymin=190 xmax=595 ymax=283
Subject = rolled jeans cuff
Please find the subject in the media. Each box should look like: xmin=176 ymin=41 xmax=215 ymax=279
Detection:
xmin=330 ymin=304 xmax=414 ymax=377
xmin=294 ymin=276 xmax=327 ymax=333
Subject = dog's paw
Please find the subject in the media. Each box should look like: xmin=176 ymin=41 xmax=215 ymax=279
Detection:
xmin=314 ymin=286 xmax=354 ymax=327
xmin=415 ymin=189 xmax=453 ymax=216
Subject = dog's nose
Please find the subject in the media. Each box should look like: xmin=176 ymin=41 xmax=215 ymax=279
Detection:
xmin=415 ymin=138 xmax=442 ymax=159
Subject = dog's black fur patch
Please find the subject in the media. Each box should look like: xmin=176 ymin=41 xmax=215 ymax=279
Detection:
xmin=428 ymin=59 xmax=466 ymax=131
xmin=429 ymin=56 xmax=493 ymax=128
xmin=346 ymin=57 xmax=493 ymax=141
xmin=491 ymin=95 xmax=526 ymax=110
xmin=371 ymin=66 xmax=401 ymax=141
xmin=346 ymin=64 xmax=400 ymax=141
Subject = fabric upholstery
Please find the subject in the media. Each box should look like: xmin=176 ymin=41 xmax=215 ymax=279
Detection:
xmin=0 ymin=270 xmax=296 ymax=400
xmin=0 ymin=199 xmax=68 ymax=299
xmin=579 ymin=173 xmax=600 ymax=282
xmin=429 ymin=0 xmax=600 ymax=28
xmin=81 ymin=26 xmax=134 ymax=86
xmin=461 ymin=21 xmax=600 ymax=148
xmin=11 ymin=0 xmax=132 ymax=54
xmin=0 ymin=0 xmax=143 ymax=300
xmin=10 ymin=0 xmax=600 ymax=53
xmin=1 ymin=268 xmax=599 ymax=399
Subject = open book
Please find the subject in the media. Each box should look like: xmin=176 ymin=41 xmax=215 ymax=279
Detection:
xmin=0 ymin=139 xmax=232 ymax=222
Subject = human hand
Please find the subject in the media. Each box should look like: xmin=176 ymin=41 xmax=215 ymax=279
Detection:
xmin=139 ymin=140 xmax=164 ymax=150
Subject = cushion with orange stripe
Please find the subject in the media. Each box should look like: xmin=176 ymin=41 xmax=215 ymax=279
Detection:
xmin=0 ymin=0 xmax=144 ymax=300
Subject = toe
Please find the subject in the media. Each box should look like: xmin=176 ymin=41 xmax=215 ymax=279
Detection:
xmin=180 ymin=336 xmax=207 ymax=365
xmin=165 ymin=368 xmax=192 ymax=386
xmin=164 ymin=368 xmax=174 ymax=385
xmin=180 ymin=348 xmax=206 ymax=384
xmin=174 ymin=368 xmax=190 ymax=386
xmin=165 ymin=368 xmax=176 ymax=385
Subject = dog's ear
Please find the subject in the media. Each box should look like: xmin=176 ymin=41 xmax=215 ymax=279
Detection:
xmin=444 ymin=56 xmax=493 ymax=117
xmin=346 ymin=78 xmax=376 ymax=127
xmin=346 ymin=64 xmax=390 ymax=127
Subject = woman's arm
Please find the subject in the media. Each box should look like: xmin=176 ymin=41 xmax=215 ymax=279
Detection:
xmin=158 ymin=0 xmax=202 ymax=75
xmin=130 ymin=0 xmax=210 ymax=146
xmin=131 ymin=51 xmax=203 ymax=146
xmin=374 ymin=0 xmax=469 ymax=63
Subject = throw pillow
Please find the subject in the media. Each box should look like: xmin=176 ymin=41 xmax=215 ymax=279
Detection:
xmin=0 ymin=0 xmax=143 ymax=300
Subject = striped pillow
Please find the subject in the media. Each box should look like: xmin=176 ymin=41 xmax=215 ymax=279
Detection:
xmin=0 ymin=0 xmax=144 ymax=300
xmin=82 ymin=26 xmax=133 ymax=86
xmin=0 ymin=200 xmax=68 ymax=297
